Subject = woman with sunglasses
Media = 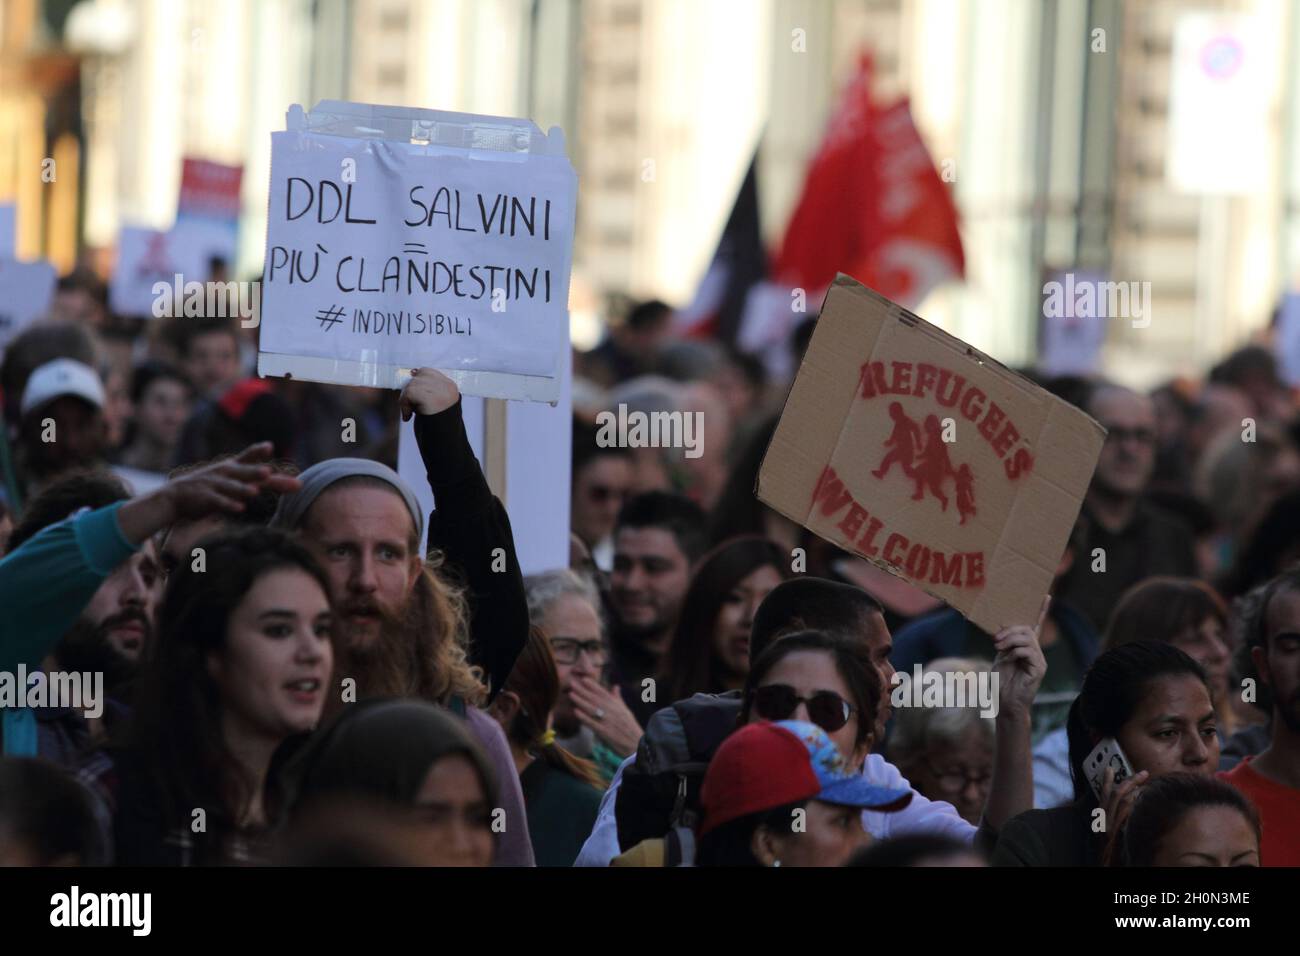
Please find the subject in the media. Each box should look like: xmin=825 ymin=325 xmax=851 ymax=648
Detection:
xmin=696 ymin=719 xmax=911 ymax=866
xmin=583 ymin=580 xmax=1048 ymax=866
xmin=739 ymin=630 xmax=880 ymax=770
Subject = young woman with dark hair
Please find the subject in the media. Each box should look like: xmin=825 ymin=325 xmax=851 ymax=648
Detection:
xmin=656 ymin=535 xmax=788 ymax=708
xmin=739 ymin=629 xmax=883 ymax=768
xmin=79 ymin=526 xmax=335 ymax=865
xmin=693 ymin=624 xmax=898 ymax=869
xmin=490 ymin=626 xmax=605 ymax=866
xmin=1115 ymin=772 xmax=1260 ymax=867
xmin=994 ymin=641 xmax=1220 ymax=866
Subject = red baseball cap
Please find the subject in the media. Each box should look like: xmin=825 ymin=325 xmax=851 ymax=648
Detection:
xmin=698 ymin=722 xmax=822 ymax=836
xmin=699 ymin=721 xmax=913 ymax=836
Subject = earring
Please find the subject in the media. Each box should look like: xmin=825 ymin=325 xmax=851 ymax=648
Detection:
xmin=773 ymin=860 xmax=781 ymax=868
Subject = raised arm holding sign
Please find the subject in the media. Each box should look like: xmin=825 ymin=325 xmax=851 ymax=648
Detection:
xmin=758 ymin=274 xmax=1106 ymax=636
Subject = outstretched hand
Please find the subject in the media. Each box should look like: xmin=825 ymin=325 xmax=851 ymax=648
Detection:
xmin=400 ymin=367 xmax=460 ymax=421
xmin=117 ymin=442 xmax=301 ymax=544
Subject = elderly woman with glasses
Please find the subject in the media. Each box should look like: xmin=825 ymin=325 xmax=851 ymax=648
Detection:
xmin=886 ymin=657 xmax=996 ymax=825
xmin=524 ymin=569 xmax=643 ymax=783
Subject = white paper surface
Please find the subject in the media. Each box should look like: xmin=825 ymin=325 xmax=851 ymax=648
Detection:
xmin=259 ymin=126 xmax=576 ymax=393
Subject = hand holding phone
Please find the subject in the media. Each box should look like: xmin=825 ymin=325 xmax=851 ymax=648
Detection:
xmin=1083 ymin=737 xmax=1134 ymax=803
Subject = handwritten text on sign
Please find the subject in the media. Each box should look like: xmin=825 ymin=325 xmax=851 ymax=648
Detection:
xmin=260 ymin=131 xmax=576 ymax=380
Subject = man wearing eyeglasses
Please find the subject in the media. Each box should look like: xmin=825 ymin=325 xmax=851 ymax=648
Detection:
xmin=1056 ymin=385 xmax=1197 ymax=632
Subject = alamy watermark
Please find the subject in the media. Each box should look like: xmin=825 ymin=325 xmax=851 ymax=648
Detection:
xmin=151 ymin=274 xmax=260 ymax=328
xmin=50 ymin=886 xmax=151 ymax=936
xmin=890 ymin=665 xmax=999 ymax=718
xmin=0 ymin=665 xmax=103 ymax=718
xmin=1042 ymin=272 xmax=1150 ymax=329
xmin=595 ymin=403 xmax=704 ymax=459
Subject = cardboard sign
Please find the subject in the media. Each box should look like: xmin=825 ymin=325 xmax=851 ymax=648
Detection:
xmin=258 ymin=101 xmax=577 ymax=403
xmin=758 ymin=275 xmax=1106 ymax=635
xmin=0 ymin=258 xmax=57 ymax=348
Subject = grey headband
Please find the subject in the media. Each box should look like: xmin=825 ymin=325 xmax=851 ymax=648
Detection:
xmin=271 ymin=458 xmax=425 ymax=544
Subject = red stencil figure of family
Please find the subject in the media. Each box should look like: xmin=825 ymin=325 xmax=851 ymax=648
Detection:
xmin=870 ymin=401 xmax=976 ymax=525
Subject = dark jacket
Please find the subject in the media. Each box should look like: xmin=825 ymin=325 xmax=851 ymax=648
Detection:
xmin=520 ymin=759 xmax=603 ymax=867
xmin=1056 ymin=500 xmax=1198 ymax=633
xmin=78 ymin=747 xmax=270 ymax=866
xmin=35 ymin=698 xmax=129 ymax=770
xmin=414 ymin=399 xmax=528 ymax=702
xmin=991 ymin=799 xmax=1103 ymax=866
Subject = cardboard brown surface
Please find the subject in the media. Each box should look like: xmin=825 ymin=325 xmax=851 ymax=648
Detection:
xmin=757 ymin=274 xmax=1106 ymax=635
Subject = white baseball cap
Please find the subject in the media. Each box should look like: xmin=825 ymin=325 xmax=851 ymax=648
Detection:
xmin=20 ymin=359 xmax=106 ymax=419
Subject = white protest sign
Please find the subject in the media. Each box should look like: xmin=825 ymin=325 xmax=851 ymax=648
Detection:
xmin=0 ymin=204 xmax=14 ymax=258
xmin=258 ymin=101 xmax=577 ymax=404
xmin=0 ymin=258 xmax=57 ymax=348
xmin=110 ymin=224 xmax=219 ymax=317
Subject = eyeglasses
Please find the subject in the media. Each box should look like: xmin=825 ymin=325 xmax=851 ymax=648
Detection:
xmin=751 ymin=684 xmax=855 ymax=733
xmin=549 ymin=637 xmax=609 ymax=667
xmin=924 ymin=761 xmax=991 ymax=794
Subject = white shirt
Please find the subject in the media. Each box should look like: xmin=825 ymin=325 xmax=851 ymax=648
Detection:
xmin=574 ymin=752 xmax=976 ymax=866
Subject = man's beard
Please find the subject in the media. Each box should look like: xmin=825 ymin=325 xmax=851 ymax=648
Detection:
xmin=54 ymin=612 xmax=147 ymax=701
xmin=332 ymin=594 xmax=430 ymax=704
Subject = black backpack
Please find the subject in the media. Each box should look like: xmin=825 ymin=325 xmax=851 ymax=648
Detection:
xmin=614 ymin=691 xmax=743 ymax=862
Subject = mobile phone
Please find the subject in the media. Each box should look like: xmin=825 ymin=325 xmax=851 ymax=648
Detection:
xmin=1083 ymin=737 xmax=1134 ymax=802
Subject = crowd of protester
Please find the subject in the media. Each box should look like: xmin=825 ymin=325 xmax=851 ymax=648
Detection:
xmin=0 ymin=271 xmax=1297 ymax=868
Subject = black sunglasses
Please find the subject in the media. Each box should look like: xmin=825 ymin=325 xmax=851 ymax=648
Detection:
xmin=752 ymin=684 xmax=854 ymax=733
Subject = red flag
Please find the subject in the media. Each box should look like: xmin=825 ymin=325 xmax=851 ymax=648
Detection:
xmin=773 ymin=55 xmax=964 ymax=309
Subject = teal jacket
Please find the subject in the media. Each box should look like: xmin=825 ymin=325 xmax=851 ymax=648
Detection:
xmin=0 ymin=503 xmax=138 ymax=755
